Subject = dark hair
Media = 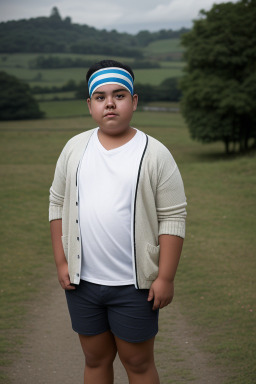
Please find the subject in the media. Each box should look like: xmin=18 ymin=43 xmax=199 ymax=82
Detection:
xmin=86 ymin=59 xmax=134 ymax=83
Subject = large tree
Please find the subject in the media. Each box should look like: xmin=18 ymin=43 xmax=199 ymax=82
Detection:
xmin=0 ymin=72 xmax=44 ymax=120
xmin=180 ymin=0 xmax=256 ymax=153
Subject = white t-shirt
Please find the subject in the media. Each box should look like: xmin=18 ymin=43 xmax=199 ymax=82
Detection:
xmin=78 ymin=128 xmax=146 ymax=285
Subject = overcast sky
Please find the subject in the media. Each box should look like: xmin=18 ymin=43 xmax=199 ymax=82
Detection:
xmin=0 ymin=0 xmax=239 ymax=33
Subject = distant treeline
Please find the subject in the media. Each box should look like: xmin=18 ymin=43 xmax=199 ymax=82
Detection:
xmin=0 ymin=7 xmax=189 ymax=56
xmin=29 ymin=56 xmax=160 ymax=70
xmin=32 ymin=77 xmax=182 ymax=103
xmin=135 ymin=79 xmax=182 ymax=103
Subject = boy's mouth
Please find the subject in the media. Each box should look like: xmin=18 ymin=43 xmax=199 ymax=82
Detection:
xmin=104 ymin=112 xmax=117 ymax=117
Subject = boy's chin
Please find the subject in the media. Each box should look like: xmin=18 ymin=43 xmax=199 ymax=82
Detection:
xmin=98 ymin=125 xmax=132 ymax=136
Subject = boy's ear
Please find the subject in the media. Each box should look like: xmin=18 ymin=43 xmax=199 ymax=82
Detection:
xmin=87 ymin=98 xmax=92 ymax=114
xmin=132 ymin=93 xmax=138 ymax=112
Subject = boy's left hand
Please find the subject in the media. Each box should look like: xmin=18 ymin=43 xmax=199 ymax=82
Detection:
xmin=147 ymin=278 xmax=174 ymax=310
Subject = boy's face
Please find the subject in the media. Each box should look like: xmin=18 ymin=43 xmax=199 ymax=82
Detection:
xmin=87 ymin=84 xmax=138 ymax=136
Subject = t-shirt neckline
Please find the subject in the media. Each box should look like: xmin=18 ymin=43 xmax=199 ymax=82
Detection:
xmin=95 ymin=127 xmax=138 ymax=155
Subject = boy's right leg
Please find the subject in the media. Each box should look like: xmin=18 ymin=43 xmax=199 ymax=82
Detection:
xmin=79 ymin=330 xmax=117 ymax=384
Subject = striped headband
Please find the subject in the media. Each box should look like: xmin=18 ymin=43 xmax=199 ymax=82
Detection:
xmin=88 ymin=67 xmax=134 ymax=98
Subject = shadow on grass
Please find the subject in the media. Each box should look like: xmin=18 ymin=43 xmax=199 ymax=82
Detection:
xmin=190 ymin=146 xmax=256 ymax=163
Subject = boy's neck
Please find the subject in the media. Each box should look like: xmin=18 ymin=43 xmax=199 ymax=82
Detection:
xmin=97 ymin=127 xmax=136 ymax=150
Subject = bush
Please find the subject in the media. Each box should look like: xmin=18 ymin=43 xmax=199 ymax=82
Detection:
xmin=0 ymin=71 xmax=44 ymax=120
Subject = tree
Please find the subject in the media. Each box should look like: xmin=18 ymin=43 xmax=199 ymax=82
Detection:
xmin=180 ymin=0 xmax=256 ymax=153
xmin=50 ymin=7 xmax=62 ymax=21
xmin=158 ymin=78 xmax=182 ymax=102
xmin=0 ymin=71 xmax=44 ymax=120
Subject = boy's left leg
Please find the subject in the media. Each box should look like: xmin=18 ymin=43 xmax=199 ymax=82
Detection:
xmin=115 ymin=336 xmax=160 ymax=384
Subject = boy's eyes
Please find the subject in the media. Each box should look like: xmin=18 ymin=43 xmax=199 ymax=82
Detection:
xmin=116 ymin=94 xmax=125 ymax=99
xmin=94 ymin=94 xmax=125 ymax=101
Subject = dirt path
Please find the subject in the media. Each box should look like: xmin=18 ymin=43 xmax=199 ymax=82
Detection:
xmin=7 ymin=275 xmax=229 ymax=384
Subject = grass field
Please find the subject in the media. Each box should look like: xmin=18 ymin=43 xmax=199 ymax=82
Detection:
xmin=1 ymin=61 xmax=184 ymax=88
xmin=0 ymin=108 xmax=255 ymax=383
xmin=144 ymin=38 xmax=184 ymax=54
xmin=39 ymin=100 xmax=90 ymax=118
xmin=0 ymin=53 xmax=136 ymax=69
xmin=38 ymin=100 xmax=181 ymax=119
xmin=0 ymin=51 xmax=184 ymax=89
xmin=0 ymin=39 xmax=183 ymax=66
xmin=35 ymin=91 xmax=76 ymax=101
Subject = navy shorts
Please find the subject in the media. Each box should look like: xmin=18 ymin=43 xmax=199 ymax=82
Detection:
xmin=65 ymin=280 xmax=159 ymax=343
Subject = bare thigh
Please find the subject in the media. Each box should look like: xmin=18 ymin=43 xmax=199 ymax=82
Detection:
xmin=79 ymin=330 xmax=117 ymax=367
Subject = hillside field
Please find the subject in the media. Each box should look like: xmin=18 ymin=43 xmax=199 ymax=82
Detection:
xmin=0 ymin=41 xmax=185 ymax=89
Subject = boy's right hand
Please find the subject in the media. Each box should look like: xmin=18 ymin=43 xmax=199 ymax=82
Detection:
xmin=57 ymin=262 xmax=76 ymax=290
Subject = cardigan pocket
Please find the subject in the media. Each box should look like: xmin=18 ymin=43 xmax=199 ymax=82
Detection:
xmin=145 ymin=243 xmax=160 ymax=280
xmin=61 ymin=235 xmax=68 ymax=258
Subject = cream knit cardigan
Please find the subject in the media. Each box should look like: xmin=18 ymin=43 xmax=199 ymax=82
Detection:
xmin=49 ymin=128 xmax=187 ymax=289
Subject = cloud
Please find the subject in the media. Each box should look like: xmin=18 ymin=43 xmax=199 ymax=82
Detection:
xmin=57 ymin=0 xmax=123 ymax=25
xmin=102 ymin=0 xmax=240 ymax=32
xmin=0 ymin=0 xmax=240 ymax=32
xmin=110 ymin=0 xmax=237 ymax=25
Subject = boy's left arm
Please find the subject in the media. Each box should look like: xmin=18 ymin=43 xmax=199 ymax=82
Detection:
xmin=149 ymin=145 xmax=187 ymax=310
xmin=147 ymin=235 xmax=183 ymax=310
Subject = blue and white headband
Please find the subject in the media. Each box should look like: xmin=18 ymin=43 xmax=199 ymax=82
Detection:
xmin=88 ymin=67 xmax=134 ymax=98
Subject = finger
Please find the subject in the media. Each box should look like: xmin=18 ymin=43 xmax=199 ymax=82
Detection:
xmin=159 ymin=300 xmax=168 ymax=309
xmin=159 ymin=298 xmax=172 ymax=309
xmin=147 ymin=288 xmax=154 ymax=301
xmin=60 ymin=278 xmax=75 ymax=290
xmin=65 ymin=284 xmax=76 ymax=290
xmin=153 ymin=298 xmax=161 ymax=311
xmin=63 ymin=278 xmax=75 ymax=290
xmin=59 ymin=280 xmax=66 ymax=290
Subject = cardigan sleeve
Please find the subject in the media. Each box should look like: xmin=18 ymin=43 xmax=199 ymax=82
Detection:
xmin=155 ymin=146 xmax=187 ymax=238
xmin=49 ymin=146 xmax=67 ymax=222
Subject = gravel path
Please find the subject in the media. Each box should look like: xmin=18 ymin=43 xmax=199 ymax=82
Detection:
xmin=7 ymin=275 xmax=229 ymax=384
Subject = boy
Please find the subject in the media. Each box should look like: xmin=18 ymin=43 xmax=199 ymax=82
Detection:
xmin=49 ymin=60 xmax=187 ymax=384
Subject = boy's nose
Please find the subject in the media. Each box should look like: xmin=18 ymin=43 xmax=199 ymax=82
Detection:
xmin=106 ymin=97 xmax=115 ymax=108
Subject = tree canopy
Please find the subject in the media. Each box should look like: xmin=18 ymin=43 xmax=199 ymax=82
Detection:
xmin=180 ymin=0 xmax=256 ymax=153
xmin=0 ymin=71 xmax=44 ymax=120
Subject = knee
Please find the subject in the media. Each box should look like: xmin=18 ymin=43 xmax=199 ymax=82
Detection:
xmin=120 ymin=353 xmax=153 ymax=374
xmin=86 ymin=349 xmax=117 ymax=369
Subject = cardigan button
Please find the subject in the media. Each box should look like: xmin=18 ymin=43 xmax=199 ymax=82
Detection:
xmin=76 ymin=273 xmax=79 ymax=277
xmin=77 ymin=237 xmax=79 ymax=241
xmin=77 ymin=255 xmax=80 ymax=259
xmin=76 ymin=202 xmax=78 ymax=206
xmin=76 ymin=219 xmax=78 ymax=223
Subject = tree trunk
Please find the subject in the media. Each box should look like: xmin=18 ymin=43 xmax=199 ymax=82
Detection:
xmin=224 ymin=138 xmax=230 ymax=154
xmin=239 ymin=139 xmax=244 ymax=152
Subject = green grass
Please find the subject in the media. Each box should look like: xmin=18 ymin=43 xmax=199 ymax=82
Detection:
xmin=34 ymin=91 xmax=76 ymax=101
xmin=161 ymin=61 xmax=185 ymax=69
xmin=134 ymin=67 xmax=184 ymax=85
xmin=0 ymin=110 xmax=255 ymax=383
xmin=38 ymin=99 xmax=181 ymax=119
xmin=39 ymin=99 xmax=90 ymax=118
xmin=144 ymin=38 xmax=184 ymax=55
xmin=2 ymin=64 xmax=184 ymax=88
xmin=0 ymin=52 xmax=184 ymax=88
xmin=0 ymin=53 xmax=134 ymax=88
xmin=1 ymin=66 xmax=88 ymax=87
xmin=0 ymin=53 xmax=135 ymax=69
xmin=143 ymin=38 xmax=185 ymax=61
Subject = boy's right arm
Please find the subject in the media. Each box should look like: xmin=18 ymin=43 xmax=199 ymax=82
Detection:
xmin=50 ymin=219 xmax=75 ymax=290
